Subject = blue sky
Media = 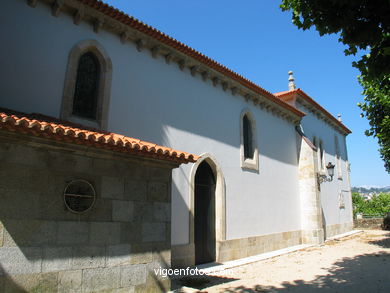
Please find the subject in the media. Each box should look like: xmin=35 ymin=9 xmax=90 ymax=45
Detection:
xmin=105 ymin=0 xmax=389 ymax=187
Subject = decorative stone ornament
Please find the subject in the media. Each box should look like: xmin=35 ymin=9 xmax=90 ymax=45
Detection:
xmin=120 ymin=31 xmax=130 ymax=44
xmin=136 ymin=39 xmax=146 ymax=52
xmin=231 ymin=87 xmax=238 ymax=96
xmin=288 ymin=70 xmax=296 ymax=90
xmin=201 ymin=71 xmax=210 ymax=81
xmin=190 ymin=66 xmax=199 ymax=76
xmin=73 ymin=9 xmax=84 ymax=25
xmin=165 ymin=53 xmax=173 ymax=64
xmin=51 ymin=0 xmax=64 ymax=17
xmin=222 ymin=82 xmax=229 ymax=91
xmin=178 ymin=59 xmax=186 ymax=71
xmin=27 ymin=0 xmax=38 ymax=8
xmin=151 ymin=46 xmax=161 ymax=58
xmin=93 ymin=18 xmax=104 ymax=33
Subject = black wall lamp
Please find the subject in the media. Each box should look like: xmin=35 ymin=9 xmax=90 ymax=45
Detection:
xmin=318 ymin=162 xmax=335 ymax=184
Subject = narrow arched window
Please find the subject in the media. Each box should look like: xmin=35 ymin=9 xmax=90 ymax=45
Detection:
xmin=72 ymin=52 xmax=100 ymax=119
xmin=319 ymin=140 xmax=325 ymax=170
xmin=240 ymin=110 xmax=258 ymax=170
xmin=243 ymin=114 xmax=254 ymax=159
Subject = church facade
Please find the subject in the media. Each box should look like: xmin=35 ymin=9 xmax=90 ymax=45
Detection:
xmin=0 ymin=0 xmax=353 ymax=291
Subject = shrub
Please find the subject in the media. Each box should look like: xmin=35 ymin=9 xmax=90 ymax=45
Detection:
xmin=352 ymin=192 xmax=390 ymax=218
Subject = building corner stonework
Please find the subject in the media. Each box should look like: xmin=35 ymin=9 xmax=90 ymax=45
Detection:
xmin=298 ymin=134 xmax=325 ymax=245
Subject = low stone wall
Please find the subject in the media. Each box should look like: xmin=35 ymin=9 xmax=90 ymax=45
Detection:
xmin=354 ymin=218 xmax=384 ymax=230
xmin=0 ymin=135 xmax=174 ymax=292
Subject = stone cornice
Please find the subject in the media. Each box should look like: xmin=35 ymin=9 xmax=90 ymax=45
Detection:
xmin=28 ymin=0 xmax=304 ymax=125
xmin=296 ymin=96 xmax=350 ymax=136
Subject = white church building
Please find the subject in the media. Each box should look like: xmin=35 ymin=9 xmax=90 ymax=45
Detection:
xmin=0 ymin=0 xmax=353 ymax=291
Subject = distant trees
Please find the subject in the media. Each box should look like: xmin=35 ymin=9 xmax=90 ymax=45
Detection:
xmin=352 ymin=192 xmax=390 ymax=217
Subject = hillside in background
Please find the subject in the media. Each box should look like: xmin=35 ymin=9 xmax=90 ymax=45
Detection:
xmin=352 ymin=186 xmax=390 ymax=194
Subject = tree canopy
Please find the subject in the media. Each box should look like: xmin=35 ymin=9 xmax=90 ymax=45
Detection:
xmin=352 ymin=192 xmax=390 ymax=217
xmin=281 ymin=0 xmax=390 ymax=172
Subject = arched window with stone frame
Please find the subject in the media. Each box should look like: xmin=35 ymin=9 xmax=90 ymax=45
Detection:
xmin=61 ymin=40 xmax=112 ymax=129
xmin=240 ymin=109 xmax=259 ymax=171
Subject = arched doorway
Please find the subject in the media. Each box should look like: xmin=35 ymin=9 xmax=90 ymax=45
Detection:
xmin=194 ymin=160 xmax=216 ymax=264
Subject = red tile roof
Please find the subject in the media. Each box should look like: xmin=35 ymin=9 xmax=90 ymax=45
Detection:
xmin=0 ymin=108 xmax=198 ymax=164
xmin=74 ymin=0 xmax=304 ymax=118
xmin=274 ymin=89 xmax=352 ymax=134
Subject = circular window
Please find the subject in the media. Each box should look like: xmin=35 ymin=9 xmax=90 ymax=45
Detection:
xmin=64 ymin=179 xmax=96 ymax=213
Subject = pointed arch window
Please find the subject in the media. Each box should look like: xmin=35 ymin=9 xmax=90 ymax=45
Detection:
xmin=240 ymin=109 xmax=259 ymax=171
xmin=72 ymin=52 xmax=100 ymax=119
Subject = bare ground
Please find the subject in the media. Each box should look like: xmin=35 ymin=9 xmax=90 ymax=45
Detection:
xmin=174 ymin=230 xmax=390 ymax=293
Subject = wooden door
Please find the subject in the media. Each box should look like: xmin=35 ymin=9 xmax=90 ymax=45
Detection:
xmin=194 ymin=161 xmax=216 ymax=264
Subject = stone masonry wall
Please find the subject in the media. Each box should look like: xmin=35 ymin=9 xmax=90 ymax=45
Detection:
xmin=297 ymin=134 xmax=324 ymax=245
xmin=354 ymin=218 xmax=384 ymax=230
xmin=0 ymin=135 xmax=174 ymax=293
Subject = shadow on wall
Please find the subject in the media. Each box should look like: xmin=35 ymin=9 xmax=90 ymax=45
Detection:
xmin=0 ymin=143 xmax=173 ymax=292
xmin=156 ymin=112 xmax=300 ymax=168
xmin=322 ymin=207 xmax=327 ymax=239
xmin=0 ymin=265 xmax=27 ymax=293
xmin=220 ymin=250 xmax=390 ymax=292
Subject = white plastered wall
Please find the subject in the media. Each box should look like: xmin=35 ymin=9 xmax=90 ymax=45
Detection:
xmin=297 ymin=102 xmax=353 ymax=231
xmin=0 ymin=0 xmax=302 ymax=246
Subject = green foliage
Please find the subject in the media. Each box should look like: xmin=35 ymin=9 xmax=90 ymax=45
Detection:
xmin=352 ymin=192 xmax=390 ymax=217
xmin=358 ymin=76 xmax=390 ymax=171
xmin=280 ymin=0 xmax=390 ymax=172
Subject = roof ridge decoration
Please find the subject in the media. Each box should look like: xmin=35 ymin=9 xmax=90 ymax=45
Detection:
xmin=274 ymin=89 xmax=352 ymax=134
xmin=27 ymin=0 xmax=305 ymax=123
xmin=0 ymin=108 xmax=198 ymax=163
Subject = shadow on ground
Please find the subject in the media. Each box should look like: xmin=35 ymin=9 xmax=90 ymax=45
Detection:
xmin=219 ymin=251 xmax=390 ymax=293
xmin=368 ymin=232 xmax=390 ymax=248
xmin=179 ymin=233 xmax=390 ymax=293
xmin=172 ymin=274 xmax=238 ymax=291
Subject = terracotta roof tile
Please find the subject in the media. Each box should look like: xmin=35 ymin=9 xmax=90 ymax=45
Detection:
xmin=274 ymin=89 xmax=352 ymax=134
xmin=74 ymin=0 xmax=304 ymax=118
xmin=0 ymin=108 xmax=198 ymax=164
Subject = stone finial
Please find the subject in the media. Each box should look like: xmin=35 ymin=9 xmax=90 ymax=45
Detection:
xmin=288 ymin=70 xmax=296 ymax=91
xmin=337 ymin=114 xmax=342 ymax=122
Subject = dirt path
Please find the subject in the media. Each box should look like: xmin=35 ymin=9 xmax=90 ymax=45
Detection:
xmin=174 ymin=230 xmax=390 ymax=293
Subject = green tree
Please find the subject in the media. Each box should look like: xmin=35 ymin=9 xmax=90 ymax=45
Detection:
xmin=352 ymin=192 xmax=390 ymax=217
xmin=281 ymin=0 xmax=390 ymax=172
